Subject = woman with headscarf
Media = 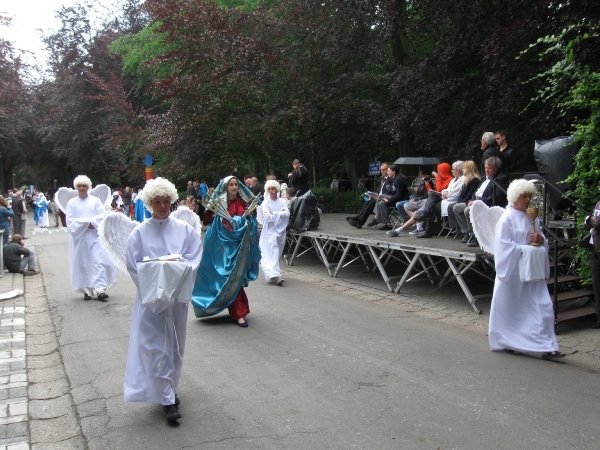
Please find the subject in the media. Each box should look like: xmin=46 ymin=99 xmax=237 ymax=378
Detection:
xmin=488 ymin=179 xmax=565 ymax=359
xmin=192 ymin=176 xmax=261 ymax=327
xmin=35 ymin=194 xmax=50 ymax=228
xmin=257 ymin=180 xmax=290 ymax=286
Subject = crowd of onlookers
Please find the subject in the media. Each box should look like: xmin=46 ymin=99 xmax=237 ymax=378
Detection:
xmin=345 ymin=130 xmax=515 ymax=248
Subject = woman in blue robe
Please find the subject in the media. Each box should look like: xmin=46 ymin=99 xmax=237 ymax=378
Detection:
xmin=191 ymin=176 xmax=261 ymax=327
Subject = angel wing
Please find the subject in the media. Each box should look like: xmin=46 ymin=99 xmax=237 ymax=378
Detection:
xmin=89 ymin=184 xmax=111 ymax=207
xmin=55 ymin=187 xmax=77 ymax=214
xmin=470 ymin=200 xmax=506 ymax=254
xmin=98 ymin=212 xmax=138 ymax=273
xmin=171 ymin=206 xmax=202 ymax=237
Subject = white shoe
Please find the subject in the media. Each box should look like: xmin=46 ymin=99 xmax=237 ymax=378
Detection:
xmin=276 ymin=277 xmax=285 ymax=286
xmin=409 ymin=229 xmax=423 ymax=235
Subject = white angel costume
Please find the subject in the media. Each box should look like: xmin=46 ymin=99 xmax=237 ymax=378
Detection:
xmin=257 ymin=197 xmax=290 ymax=281
xmin=124 ymin=216 xmax=203 ymax=405
xmin=488 ymin=207 xmax=558 ymax=353
xmin=66 ymin=195 xmax=116 ymax=296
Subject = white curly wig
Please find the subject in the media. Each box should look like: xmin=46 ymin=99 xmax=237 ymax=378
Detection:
xmin=507 ymin=179 xmax=537 ymax=205
xmin=141 ymin=177 xmax=179 ymax=212
xmin=73 ymin=175 xmax=92 ymax=188
xmin=264 ymin=179 xmax=281 ymax=193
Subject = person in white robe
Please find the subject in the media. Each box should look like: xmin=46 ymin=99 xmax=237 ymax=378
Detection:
xmin=124 ymin=177 xmax=203 ymax=423
xmin=36 ymin=194 xmax=50 ymax=228
xmin=257 ymin=180 xmax=290 ymax=286
xmin=66 ymin=176 xmax=117 ymax=301
xmin=488 ymin=179 xmax=565 ymax=359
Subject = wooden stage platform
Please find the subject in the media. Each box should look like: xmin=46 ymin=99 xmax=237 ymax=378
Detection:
xmin=284 ymin=213 xmax=495 ymax=313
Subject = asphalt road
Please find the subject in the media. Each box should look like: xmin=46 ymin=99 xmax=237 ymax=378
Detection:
xmin=32 ymin=230 xmax=600 ymax=450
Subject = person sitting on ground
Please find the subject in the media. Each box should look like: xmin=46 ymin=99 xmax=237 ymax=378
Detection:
xmin=453 ymin=156 xmax=509 ymax=247
xmin=370 ymin=164 xmax=408 ymax=230
xmin=3 ymin=234 xmax=39 ymax=276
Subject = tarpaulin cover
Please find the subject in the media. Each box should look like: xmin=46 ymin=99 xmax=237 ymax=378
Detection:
xmin=533 ymin=136 xmax=578 ymax=211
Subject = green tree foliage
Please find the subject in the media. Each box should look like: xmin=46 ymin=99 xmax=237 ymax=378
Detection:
xmin=123 ymin=0 xmax=397 ymax=184
xmin=522 ymin=23 xmax=600 ymax=283
xmin=0 ymin=15 xmax=30 ymax=192
xmin=6 ymin=0 xmax=600 ymax=196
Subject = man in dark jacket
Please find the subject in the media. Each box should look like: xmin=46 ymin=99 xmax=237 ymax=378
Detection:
xmin=372 ymin=165 xmax=407 ymax=230
xmin=347 ymin=162 xmax=389 ymax=228
xmin=3 ymin=234 xmax=39 ymax=275
xmin=454 ymin=156 xmax=509 ymax=247
xmin=495 ymin=129 xmax=517 ymax=176
xmin=480 ymin=132 xmax=501 ymax=176
xmin=11 ymin=190 xmax=25 ymax=235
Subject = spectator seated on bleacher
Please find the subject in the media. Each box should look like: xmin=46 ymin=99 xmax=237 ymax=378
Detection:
xmin=386 ymin=175 xmax=429 ymax=237
xmin=411 ymin=161 xmax=464 ymax=238
xmin=370 ymin=165 xmax=408 ymax=230
xmin=453 ymin=156 xmax=509 ymax=247
xmin=347 ymin=162 xmax=390 ymax=229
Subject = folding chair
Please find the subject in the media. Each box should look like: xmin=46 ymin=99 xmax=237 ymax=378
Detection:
xmin=438 ymin=215 xmax=453 ymax=237
xmin=389 ymin=206 xmax=404 ymax=229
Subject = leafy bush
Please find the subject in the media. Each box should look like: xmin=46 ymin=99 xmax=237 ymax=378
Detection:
xmin=310 ymin=187 xmax=365 ymax=214
xmin=524 ymin=25 xmax=600 ymax=284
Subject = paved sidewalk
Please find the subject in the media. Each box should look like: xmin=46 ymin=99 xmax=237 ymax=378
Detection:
xmin=0 ymin=272 xmax=28 ymax=450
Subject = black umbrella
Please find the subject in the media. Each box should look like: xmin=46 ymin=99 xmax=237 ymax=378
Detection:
xmin=393 ymin=156 xmax=441 ymax=166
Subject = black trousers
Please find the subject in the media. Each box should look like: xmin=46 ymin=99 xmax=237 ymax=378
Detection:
xmin=356 ymin=199 xmax=376 ymax=225
xmin=422 ymin=202 xmax=442 ymax=234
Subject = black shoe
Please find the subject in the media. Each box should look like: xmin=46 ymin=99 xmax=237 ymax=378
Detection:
xmin=237 ymin=320 xmax=249 ymax=328
xmin=416 ymin=232 xmax=432 ymax=238
xmin=164 ymin=404 xmax=181 ymax=421
xmin=175 ymin=394 xmax=180 ymax=407
xmin=83 ymin=293 xmax=91 ymax=301
xmin=346 ymin=216 xmax=358 ymax=222
xmin=366 ymin=218 xmax=378 ymax=227
xmin=467 ymin=238 xmax=479 ymax=247
xmin=348 ymin=219 xmax=362 ymax=229
xmin=460 ymin=234 xmax=470 ymax=243
xmin=97 ymin=292 xmax=109 ymax=302
xmin=379 ymin=224 xmax=393 ymax=231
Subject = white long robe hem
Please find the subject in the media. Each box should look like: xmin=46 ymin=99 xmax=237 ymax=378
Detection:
xmin=124 ymin=217 xmax=203 ymax=405
xmin=488 ymin=207 xmax=558 ymax=353
xmin=257 ymin=198 xmax=289 ymax=281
